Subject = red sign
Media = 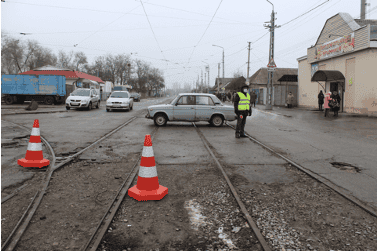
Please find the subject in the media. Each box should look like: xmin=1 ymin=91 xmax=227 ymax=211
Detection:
xmin=267 ymin=58 xmax=276 ymax=68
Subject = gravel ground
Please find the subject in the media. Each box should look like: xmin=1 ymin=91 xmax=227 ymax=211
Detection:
xmin=231 ymin=164 xmax=377 ymax=251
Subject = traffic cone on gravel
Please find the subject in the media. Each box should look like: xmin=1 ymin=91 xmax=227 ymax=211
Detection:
xmin=17 ymin=119 xmax=50 ymax=168
xmin=128 ymin=134 xmax=168 ymax=201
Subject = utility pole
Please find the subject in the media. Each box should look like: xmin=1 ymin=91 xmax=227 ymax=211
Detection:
xmin=217 ymin=63 xmax=220 ymax=93
xmin=207 ymin=66 xmax=210 ymax=93
xmin=201 ymin=70 xmax=203 ymax=93
xmin=222 ymin=50 xmax=225 ymax=79
xmin=197 ymin=75 xmax=199 ymax=93
xmin=204 ymin=72 xmax=207 ymax=92
xmin=246 ymin=42 xmax=251 ymax=85
xmin=361 ymin=0 xmax=366 ymax=19
xmin=264 ymin=0 xmax=280 ymax=110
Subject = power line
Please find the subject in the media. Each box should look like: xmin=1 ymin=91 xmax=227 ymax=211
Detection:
xmin=281 ymin=0 xmax=330 ymax=27
xmin=139 ymin=0 xmax=167 ymax=62
xmin=142 ymin=1 xmax=262 ymax=25
xmin=75 ymin=6 xmax=140 ymax=46
xmin=187 ymin=0 xmax=224 ymax=64
xmin=8 ymin=1 xmax=235 ymax=24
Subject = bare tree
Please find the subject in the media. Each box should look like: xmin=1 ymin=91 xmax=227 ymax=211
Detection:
xmin=72 ymin=51 xmax=88 ymax=71
xmin=1 ymin=35 xmax=39 ymax=74
xmin=57 ymin=50 xmax=74 ymax=69
xmin=233 ymin=70 xmax=243 ymax=78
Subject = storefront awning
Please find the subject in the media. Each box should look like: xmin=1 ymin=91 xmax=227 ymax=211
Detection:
xmin=311 ymin=70 xmax=345 ymax=82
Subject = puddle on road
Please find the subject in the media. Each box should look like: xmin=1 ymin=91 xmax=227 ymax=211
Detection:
xmin=330 ymin=162 xmax=361 ymax=173
xmin=184 ymin=199 xmax=210 ymax=231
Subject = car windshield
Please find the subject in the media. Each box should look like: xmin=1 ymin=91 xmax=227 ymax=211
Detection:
xmin=71 ymin=90 xmax=90 ymax=96
xmin=170 ymin=95 xmax=180 ymax=105
xmin=212 ymin=96 xmax=222 ymax=104
xmin=110 ymin=92 xmax=129 ymax=98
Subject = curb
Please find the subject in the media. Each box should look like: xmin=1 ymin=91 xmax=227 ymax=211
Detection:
xmin=1 ymin=110 xmax=68 ymax=116
xmin=253 ymin=106 xmax=377 ymax=119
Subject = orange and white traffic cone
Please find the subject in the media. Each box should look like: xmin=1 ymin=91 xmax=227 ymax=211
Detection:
xmin=128 ymin=134 xmax=168 ymax=201
xmin=17 ymin=119 xmax=50 ymax=168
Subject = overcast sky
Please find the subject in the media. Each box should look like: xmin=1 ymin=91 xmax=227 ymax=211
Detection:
xmin=1 ymin=0 xmax=377 ymax=89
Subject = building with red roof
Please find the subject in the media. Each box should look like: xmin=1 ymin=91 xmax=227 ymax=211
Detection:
xmin=19 ymin=65 xmax=104 ymax=94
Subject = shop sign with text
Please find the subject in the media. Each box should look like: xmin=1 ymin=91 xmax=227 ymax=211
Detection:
xmin=316 ymin=33 xmax=354 ymax=60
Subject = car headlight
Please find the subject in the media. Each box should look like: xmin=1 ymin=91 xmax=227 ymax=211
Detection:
xmin=122 ymin=101 xmax=129 ymax=104
xmin=82 ymin=99 xmax=89 ymax=104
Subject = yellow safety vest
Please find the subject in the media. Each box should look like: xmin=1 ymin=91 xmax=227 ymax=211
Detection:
xmin=237 ymin=92 xmax=250 ymax=111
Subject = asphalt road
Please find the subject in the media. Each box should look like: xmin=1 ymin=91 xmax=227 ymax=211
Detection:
xmin=225 ymin=102 xmax=376 ymax=209
xmin=1 ymin=98 xmax=377 ymax=251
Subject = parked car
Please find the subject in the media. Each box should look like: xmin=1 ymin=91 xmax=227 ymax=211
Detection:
xmin=106 ymin=91 xmax=133 ymax=112
xmin=130 ymin=92 xmax=141 ymax=102
xmin=145 ymin=93 xmax=237 ymax=127
xmin=66 ymin=88 xmax=100 ymax=110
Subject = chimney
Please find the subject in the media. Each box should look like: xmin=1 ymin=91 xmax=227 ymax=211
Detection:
xmin=361 ymin=0 xmax=366 ymax=19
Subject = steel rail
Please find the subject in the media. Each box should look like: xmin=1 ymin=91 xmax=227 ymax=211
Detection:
xmin=52 ymin=116 xmax=137 ymax=171
xmin=193 ymin=123 xmax=271 ymax=251
xmin=1 ymin=117 xmax=138 ymax=250
xmin=225 ymin=122 xmax=377 ymax=217
xmin=1 ymin=184 xmax=29 ymax=204
xmin=1 ymin=191 xmax=39 ymax=251
xmin=83 ymin=126 xmax=159 ymax=251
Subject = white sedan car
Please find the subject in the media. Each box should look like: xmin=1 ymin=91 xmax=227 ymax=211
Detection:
xmin=106 ymin=91 xmax=134 ymax=112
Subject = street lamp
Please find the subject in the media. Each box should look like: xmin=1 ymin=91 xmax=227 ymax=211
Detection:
xmin=212 ymin=45 xmax=224 ymax=93
xmin=202 ymin=61 xmax=210 ymax=93
xmin=212 ymin=45 xmax=224 ymax=79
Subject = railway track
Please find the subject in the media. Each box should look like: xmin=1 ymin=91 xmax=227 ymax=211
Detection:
xmin=225 ymin=122 xmax=377 ymax=217
xmin=1 ymin=117 xmax=140 ymax=251
xmin=2 ymin=116 xmax=376 ymax=251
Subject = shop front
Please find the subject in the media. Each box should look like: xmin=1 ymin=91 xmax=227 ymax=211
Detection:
xmin=297 ymin=13 xmax=377 ymax=116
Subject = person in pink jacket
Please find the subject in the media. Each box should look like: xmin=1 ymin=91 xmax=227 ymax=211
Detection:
xmin=324 ymin=91 xmax=332 ymax=117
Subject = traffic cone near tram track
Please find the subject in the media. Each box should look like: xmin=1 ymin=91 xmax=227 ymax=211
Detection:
xmin=128 ymin=134 xmax=168 ymax=201
xmin=17 ymin=119 xmax=50 ymax=168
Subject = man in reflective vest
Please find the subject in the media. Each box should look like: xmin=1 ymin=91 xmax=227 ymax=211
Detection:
xmin=234 ymin=85 xmax=252 ymax=138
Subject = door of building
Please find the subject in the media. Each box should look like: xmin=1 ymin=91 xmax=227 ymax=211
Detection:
xmin=330 ymin=82 xmax=344 ymax=112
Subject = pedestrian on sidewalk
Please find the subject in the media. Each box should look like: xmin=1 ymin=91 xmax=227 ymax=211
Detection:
xmin=250 ymin=91 xmax=257 ymax=107
xmin=318 ymin=90 xmax=324 ymax=111
xmin=331 ymin=91 xmax=341 ymax=117
xmin=287 ymin=92 xmax=294 ymax=108
xmin=234 ymin=85 xmax=252 ymax=138
xmin=324 ymin=91 xmax=332 ymax=117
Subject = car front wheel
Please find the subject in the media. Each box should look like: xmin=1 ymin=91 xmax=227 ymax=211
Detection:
xmin=154 ymin=114 xmax=167 ymax=126
xmin=210 ymin=115 xmax=224 ymax=127
xmin=96 ymin=101 xmax=100 ymax=108
xmin=87 ymin=102 xmax=92 ymax=110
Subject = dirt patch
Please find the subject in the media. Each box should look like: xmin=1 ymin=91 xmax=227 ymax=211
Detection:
xmin=100 ymin=163 xmax=262 ymax=251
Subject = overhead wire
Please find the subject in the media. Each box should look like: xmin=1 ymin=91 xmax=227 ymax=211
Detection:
xmin=139 ymin=0 xmax=168 ymax=62
xmin=75 ymin=6 xmax=140 ymax=46
xmin=280 ymin=0 xmax=330 ymax=27
xmin=186 ymin=0 xmax=224 ymax=64
xmin=142 ymin=1 xmax=263 ymax=25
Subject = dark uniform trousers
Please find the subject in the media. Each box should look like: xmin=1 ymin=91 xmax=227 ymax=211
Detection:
xmin=236 ymin=111 xmax=248 ymax=136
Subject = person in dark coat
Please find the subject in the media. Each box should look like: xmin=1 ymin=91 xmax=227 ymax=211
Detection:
xmin=330 ymin=91 xmax=341 ymax=117
xmin=318 ymin=90 xmax=324 ymax=111
xmin=234 ymin=85 xmax=252 ymax=138
xmin=250 ymin=91 xmax=257 ymax=107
